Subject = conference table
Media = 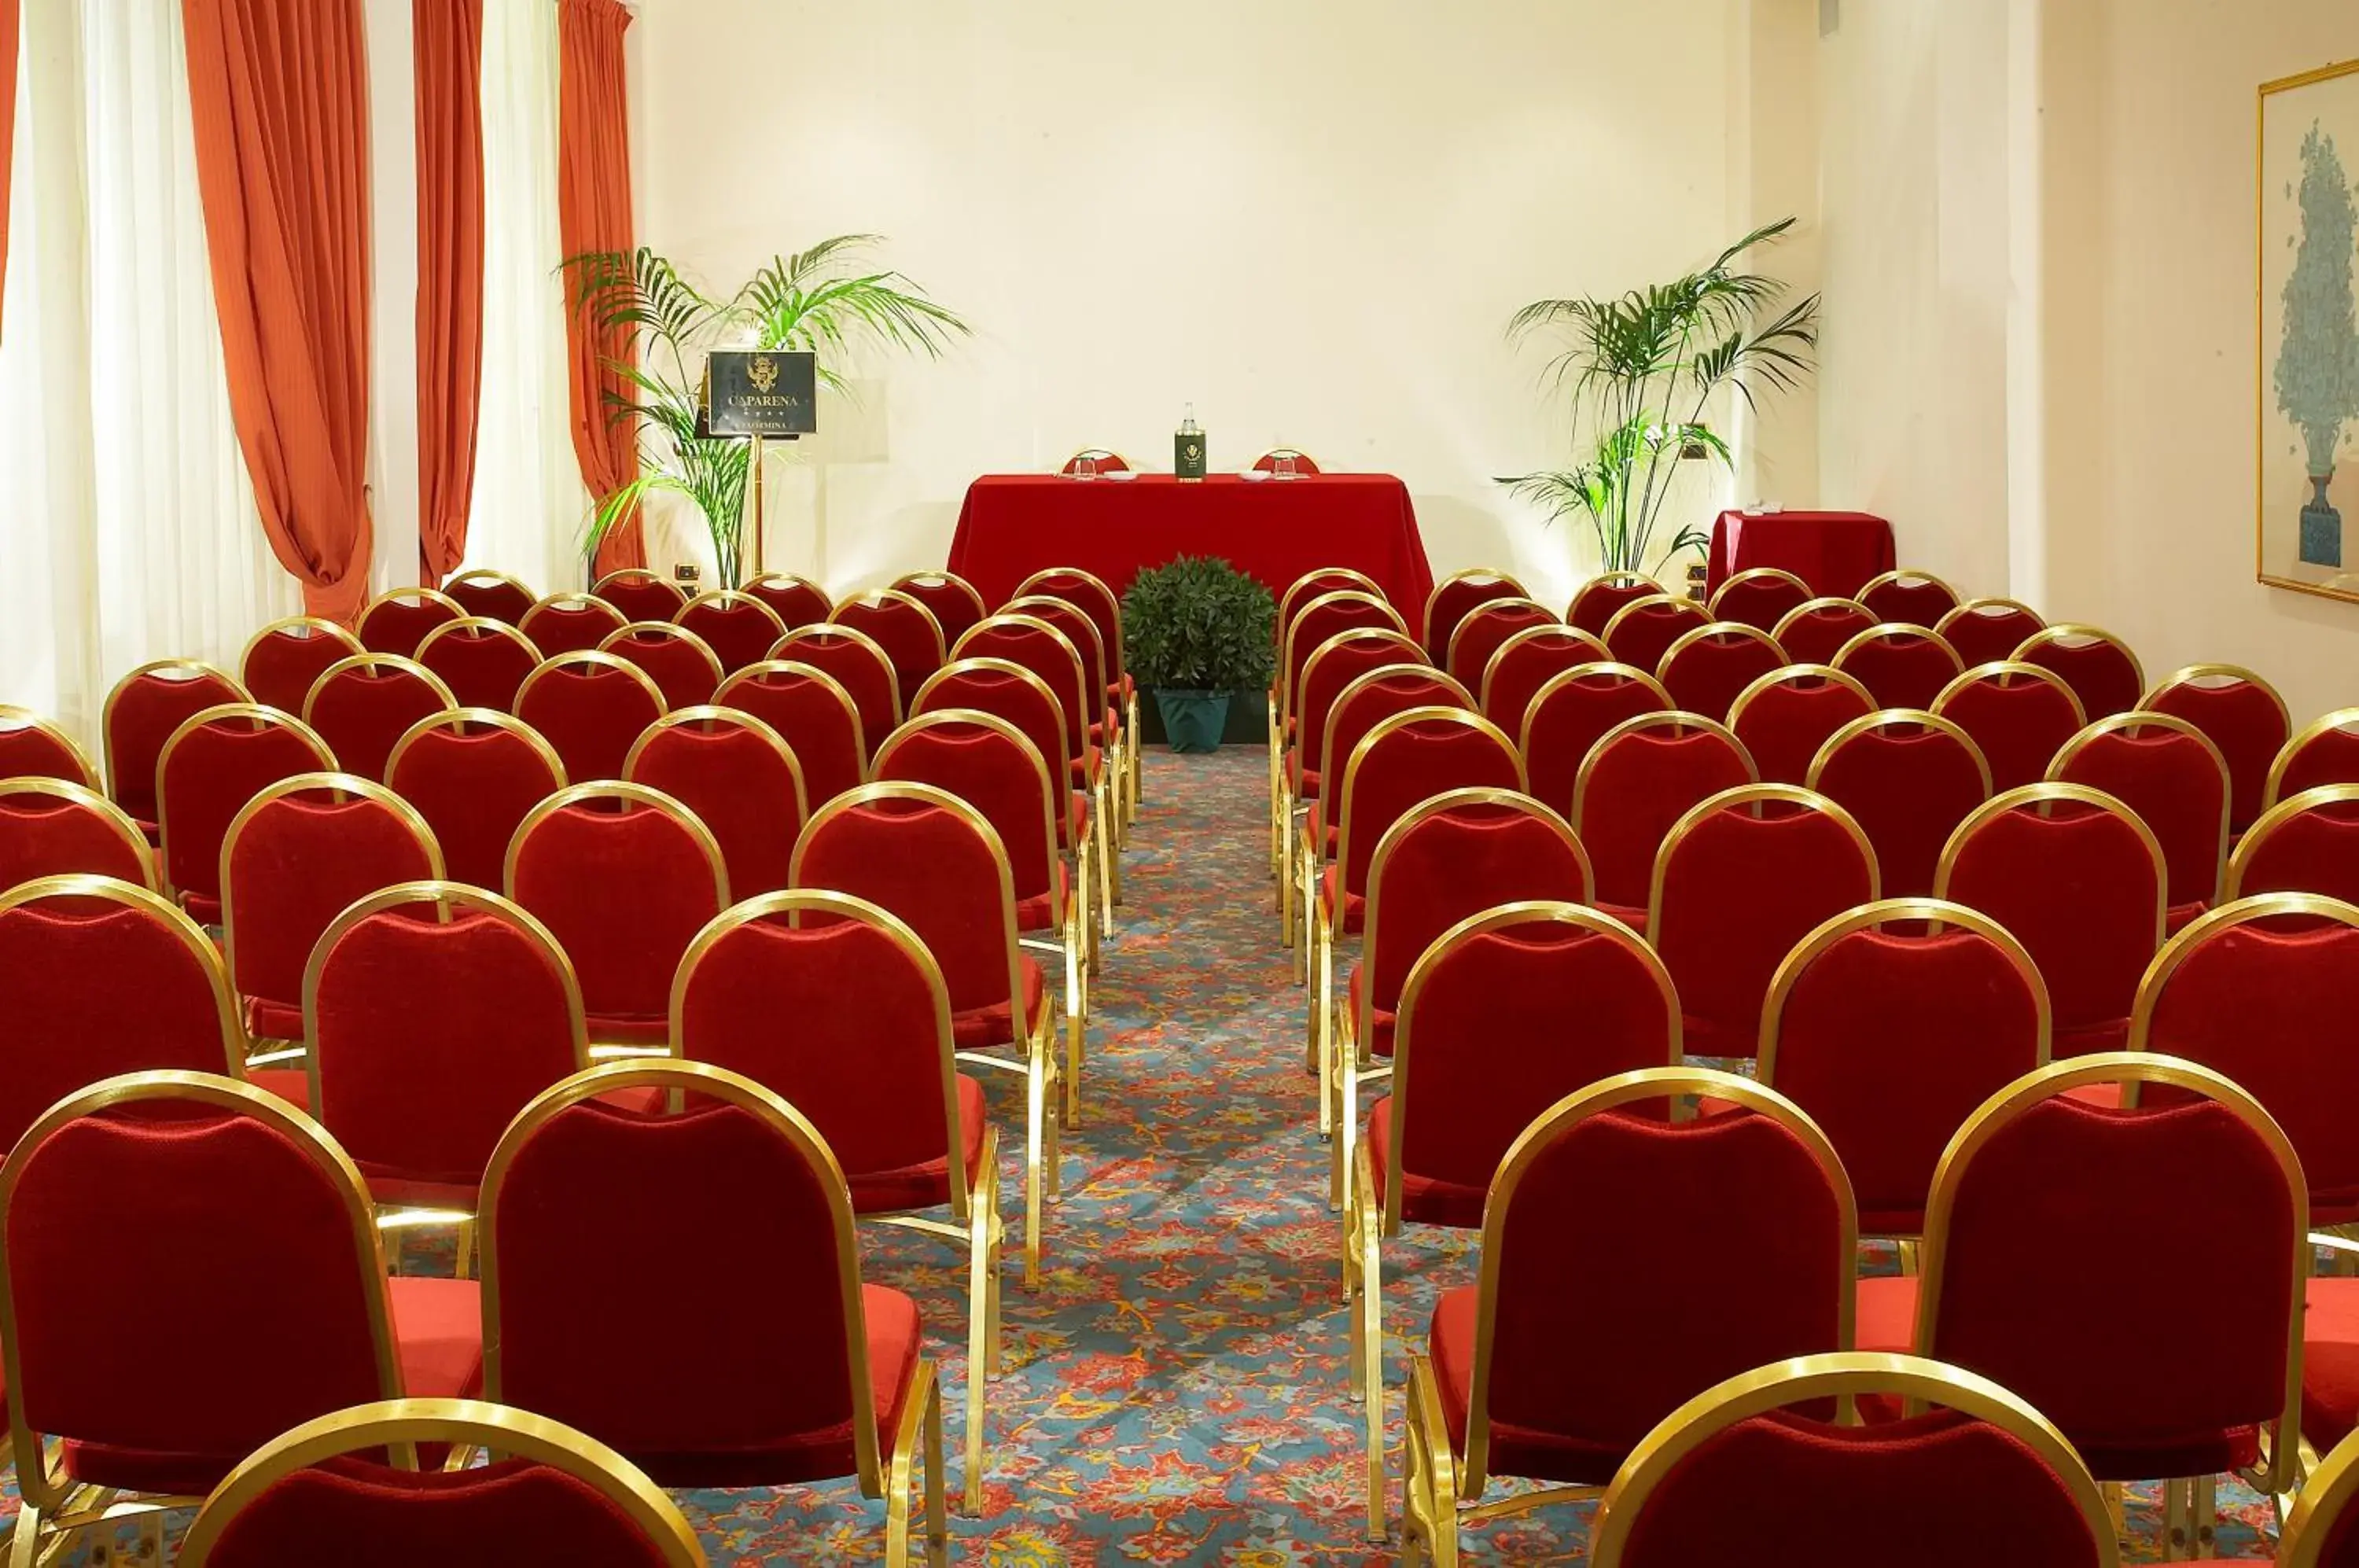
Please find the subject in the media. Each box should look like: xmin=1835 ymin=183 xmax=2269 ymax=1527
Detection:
xmin=1705 ymin=509 xmax=1896 ymax=599
xmin=947 ymin=473 xmax=1436 ymax=614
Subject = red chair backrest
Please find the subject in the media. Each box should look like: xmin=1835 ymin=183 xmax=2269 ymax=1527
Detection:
xmin=241 ymin=619 xmax=363 ymax=718
xmin=1479 ymin=625 xmax=1609 ymax=738
xmin=1831 ymin=624 xmax=1964 ymax=712
xmin=2049 ymin=716 xmax=2229 ymax=915
xmin=158 ymin=707 xmax=338 ymax=906
xmin=874 ymin=714 xmax=1059 ymax=905
xmin=591 ymin=570 xmax=687 ymax=624
xmin=307 ymin=888 xmax=586 ymax=1205
xmin=1446 ymin=599 xmax=1557 ymax=690
xmin=518 ymin=594 xmax=627 ymax=659
xmin=1060 ymin=448 xmax=1127 ymax=474
xmin=1005 ymin=595 xmax=1111 ymax=721
xmin=1761 ymin=900 xmax=2048 ymax=1235
xmin=1934 ymin=598 xmax=2046 ymax=672
xmin=771 ymin=627 xmax=900 ymax=759
xmin=1934 ymin=787 xmax=2166 ymax=1052
xmin=1334 ymin=709 xmax=1522 ymax=897
xmin=441 ymin=570 xmax=537 ymax=624
xmin=2231 ymin=787 xmax=2359 ymax=904
xmin=1772 ymin=598 xmax=1879 ymax=666
xmin=742 ymin=572 xmax=833 ymax=631
xmin=1568 ymin=574 xmax=1663 ymax=637
xmin=672 ymin=592 xmax=788 ymax=677
xmin=2144 ymin=666 xmax=2290 ymax=834
xmin=1573 ymin=716 xmax=1757 ymax=912
xmin=1858 ymin=570 xmax=1960 ymax=627
xmin=304 ymin=657 xmax=458 ymax=783
xmin=514 ymin=654 xmax=668 ymax=783
xmin=1656 ymin=624 xmax=1789 ymax=722
xmin=624 ymin=711 xmax=807 ymax=899
xmin=1603 ymin=595 xmax=1711 ymax=677
xmin=831 ymin=591 xmax=948 ymax=705
xmin=357 ymin=590 xmax=464 ymax=658
xmin=912 ymin=661 xmax=1073 ymax=841
xmin=1252 ymin=447 xmax=1320 ymax=473
xmin=2014 ymin=626 xmax=2144 ymax=722
xmin=415 ymin=619 xmax=543 ymax=712
xmin=1317 ymin=669 xmax=1474 ymax=802
xmin=1423 ymin=572 xmax=1525 ymax=663
xmin=222 ymin=777 xmax=444 ymax=1016
xmin=1277 ymin=569 xmax=1384 ymax=646
xmin=715 ymin=661 xmax=867 ymax=809
xmin=506 ymin=786 xmax=729 ymax=1022
xmin=953 ymin=619 xmax=1091 ymax=767
xmin=385 ymin=713 xmax=568 ymax=891
xmin=1706 ymin=568 xmax=1812 ymax=632
xmin=1014 ymin=569 xmax=1127 ymax=690
xmin=0 ymin=709 xmax=99 ymax=790
xmin=1519 ymin=664 xmax=1673 ymax=815
xmin=0 ymin=780 xmax=153 ymax=890
xmin=2271 ymin=709 xmax=2359 ymax=810
xmin=598 ymin=625 xmax=723 ymax=712
xmin=1283 ymin=592 xmax=1406 ymax=723
xmin=1294 ymin=629 xmax=1423 ymax=775
xmin=1931 ymin=663 xmax=2089 ymax=792
xmin=893 ymin=572 xmax=991 ymax=652
xmin=105 ymin=661 xmax=250 ymax=824
xmin=0 ymin=880 xmax=241 ymax=1147
xmin=1807 ymin=713 xmax=1993 ymax=899
xmin=1727 ymin=667 xmax=1876 ymax=786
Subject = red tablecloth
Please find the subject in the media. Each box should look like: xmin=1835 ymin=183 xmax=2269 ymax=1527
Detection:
xmin=948 ymin=473 xmax=1435 ymax=613
xmin=1706 ymin=510 xmax=1896 ymax=599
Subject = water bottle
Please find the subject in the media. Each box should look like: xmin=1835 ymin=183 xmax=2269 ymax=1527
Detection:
xmin=1175 ymin=404 xmax=1206 ymax=481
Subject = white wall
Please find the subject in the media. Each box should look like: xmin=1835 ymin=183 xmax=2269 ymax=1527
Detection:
xmin=635 ymin=0 xmax=1780 ymax=609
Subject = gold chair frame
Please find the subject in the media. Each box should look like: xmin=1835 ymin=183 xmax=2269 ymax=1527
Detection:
xmin=745 ymin=571 xmax=835 ymax=624
xmin=1805 ymin=708 xmax=1994 ymax=801
xmin=673 ymin=587 xmax=789 ymax=646
xmin=1857 ymin=568 xmax=1962 ymax=619
xmin=1566 ymin=572 xmax=1664 ymax=631
xmin=1934 ymin=594 xmax=2045 ymax=650
xmin=518 ymin=592 xmax=629 ymax=653
xmin=1270 ymin=590 xmax=1409 ymax=848
xmin=1599 ymin=594 xmax=1711 ymax=674
xmin=236 ymin=618 xmax=363 ymax=715
xmin=2049 ymin=711 xmax=2232 ymax=907
xmin=1705 ymin=565 xmax=1812 ymax=624
xmin=1475 ymin=624 xmax=1610 ymax=727
xmin=1422 ymin=569 xmax=1528 ymax=650
xmin=777 ymin=621 xmax=905 ymax=727
xmin=1655 ymin=621 xmax=1790 ymax=719
xmin=2228 ymin=784 xmax=2359 ymax=898
xmin=2011 ymin=623 xmax=2148 ymax=705
xmin=387 ymin=708 xmax=569 ymax=797
xmin=1014 ymin=566 xmax=1143 ymax=826
xmin=154 ymin=705 xmax=338 ymax=907
xmin=1830 ymin=622 xmax=1965 ymax=701
xmin=590 ymin=569 xmax=688 ymax=614
xmin=1275 ymin=628 xmax=1424 ymax=886
xmin=356 ymin=587 xmax=466 ymax=652
xmin=624 ymin=705 xmax=810 ymax=838
xmin=414 ymin=616 xmax=546 ymax=699
xmin=1440 ymin=598 xmax=1556 ymax=687
xmin=1006 ymin=592 xmax=1128 ymax=856
xmin=514 ymin=651 xmax=672 ymax=759
xmin=102 ymin=660 xmax=250 ymax=806
xmin=715 ymin=659 xmax=870 ymax=788
xmin=953 ymin=615 xmax=1121 ymax=919
xmin=1645 ymin=782 xmax=1882 ymax=941
xmin=1514 ymin=662 xmax=1674 ymax=801
xmin=1569 ymin=710 xmax=1757 ymax=852
xmin=1932 ymin=782 xmax=2169 ymax=957
xmin=1768 ymin=597 xmax=1877 ymax=659
xmin=2265 ymin=707 xmax=2359 ymax=813
xmin=597 ymin=622 xmax=727 ymax=701
xmin=302 ymin=654 xmax=461 ymax=744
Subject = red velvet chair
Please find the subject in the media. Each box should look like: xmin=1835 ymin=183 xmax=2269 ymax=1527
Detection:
xmin=1931 ymin=661 xmax=2089 ymax=792
xmin=1934 ymin=785 xmax=2166 ymax=1055
xmin=1444 ymin=598 xmax=1557 ymax=692
xmin=385 ymin=711 xmax=568 ymax=891
xmin=672 ymin=589 xmax=787 ymax=677
xmin=1279 ymin=628 xmax=1422 ymax=875
xmin=1857 ymin=569 xmax=1960 ymax=627
xmin=415 ymin=618 xmax=543 ymax=712
xmin=674 ymin=890 xmax=1003 ymax=1515
xmin=1759 ymin=898 xmax=2049 ymax=1238
xmin=505 ymin=782 xmax=729 ymax=1052
xmin=1831 ymin=623 xmax=1964 ymax=711
xmin=2269 ymin=708 xmax=2359 ymax=810
xmin=1654 ymin=622 xmax=1789 ymax=722
xmin=178 ymin=1400 xmax=705 ymax=1568
xmin=2049 ymin=712 xmax=2230 ymax=929
xmin=1345 ymin=901 xmax=1667 ymax=1536
xmin=622 ymin=708 xmax=805 ymax=898
xmin=2014 ymin=624 xmax=2146 ymax=722
xmin=0 ymin=876 xmax=270 ymax=1145
xmin=1004 ymin=592 xmax=1123 ymax=836
xmin=0 ymin=1072 xmax=484 ymax=1562
xmin=304 ymin=883 xmax=589 ymax=1224
xmin=716 ymin=661 xmax=867 ymax=810
xmin=1015 ymin=567 xmax=1140 ymax=819
xmin=1648 ymin=785 xmax=1880 ymax=1058
xmin=892 ymin=571 xmax=991 ymax=652
xmin=1422 ymin=569 xmax=1525 ymax=664
xmin=1934 ymin=597 xmax=2046 ymax=672
xmin=1806 ymin=711 xmax=1993 ymax=899
xmin=833 ymin=590 xmax=949 ymax=708
xmin=1772 ymin=597 xmax=1879 ymax=666
xmin=1585 ymin=1353 xmax=2118 ymax=1568
xmin=514 ymin=652 xmax=668 ymax=783
xmin=597 ymin=624 xmax=723 ymax=712
xmin=589 ymin=569 xmax=687 ymax=624
xmin=2229 ymin=785 xmax=2359 ymax=903
xmin=1277 ymin=568 xmax=1385 ymax=651
xmin=1518 ymin=662 xmax=1672 ymax=818
xmin=1704 ymin=567 xmax=1812 ymax=633
xmin=1252 ymin=447 xmax=1321 ymax=473
xmin=478 ymin=1060 xmax=947 ymax=1563
xmin=519 ymin=593 xmax=629 ymax=659
xmin=954 ymin=615 xmax=1113 ymax=908
xmin=1567 ymin=572 xmax=1664 ymax=638
xmin=772 ymin=624 xmax=902 ymax=760
xmin=1726 ymin=665 xmax=1875 ymax=786
xmin=1478 ymin=624 xmax=1609 ymax=739
xmin=0 ymin=706 xmax=100 ymax=790
xmin=1397 ymin=1069 xmax=1857 ymax=1562
xmin=1601 ymin=594 xmax=1710 ymax=677
xmin=356 ymin=587 xmax=465 ymax=658
xmin=303 ymin=655 xmax=458 ymax=783
xmin=240 ymin=617 xmax=364 ymax=718
xmin=104 ymin=659 xmax=251 ymax=837
xmin=221 ymin=775 xmax=444 ymax=1043
xmin=1572 ymin=712 xmax=1757 ymax=927
xmin=743 ymin=571 xmax=834 ymax=631
xmin=1275 ymin=590 xmax=1410 ymax=758
xmin=440 ymin=569 xmax=538 ymax=624
xmin=2277 ymin=1425 xmax=2359 ymax=1568
xmin=2143 ymin=664 xmax=2290 ymax=835
xmin=791 ymin=782 xmax=1058 ymax=1284
xmin=1852 ymin=1054 xmax=2303 ymax=1556
xmin=156 ymin=704 xmax=338 ymax=920
xmin=0 ymin=778 xmax=156 ymax=890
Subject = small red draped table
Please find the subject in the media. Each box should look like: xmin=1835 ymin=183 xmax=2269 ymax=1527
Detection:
xmin=948 ymin=473 xmax=1436 ymax=612
xmin=1706 ymin=510 xmax=1896 ymax=599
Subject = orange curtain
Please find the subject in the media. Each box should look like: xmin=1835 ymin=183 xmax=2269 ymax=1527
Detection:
xmin=0 ymin=0 xmax=20 ymax=344
xmin=182 ymin=0 xmax=374 ymax=623
xmin=558 ymin=0 xmax=642 ymax=575
xmin=415 ymin=0 xmax=484 ymax=584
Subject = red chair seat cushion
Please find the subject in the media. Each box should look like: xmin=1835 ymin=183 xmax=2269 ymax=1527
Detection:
xmin=245 ymin=997 xmax=302 ymax=1042
xmin=1854 ymin=1275 xmax=1918 ymax=1356
xmin=1014 ymin=864 xmax=1070 ymax=934
xmin=951 ymin=957 xmax=1046 ymax=1051
xmin=1430 ymin=1285 xmax=1622 ymax=1485
xmin=2166 ymin=900 xmax=2208 ymax=936
xmin=1344 ymin=965 xmax=1396 ymax=1059
xmin=184 ymin=892 xmax=223 ymax=925
xmin=2303 ymin=1276 xmax=2359 ymax=1453
xmin=585 ymin=1014 xmax=671 ymax=1049
xmin=247 ymin=1068 xmax=314 ymax=1113
xmin=1367 ymin=1097 xmax=1485 ymax=1230
xmin=846 ymin=1077 xmax=992 ymax=1215
xmin=1318 ymin=865 xmax=1366 ymax=936
xmin=1066 ymin=745 xmax=1102 ymax=788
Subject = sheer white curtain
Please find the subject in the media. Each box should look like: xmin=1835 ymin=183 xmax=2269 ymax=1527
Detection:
xmin=466 ymin=0 xmax=586 ymax=598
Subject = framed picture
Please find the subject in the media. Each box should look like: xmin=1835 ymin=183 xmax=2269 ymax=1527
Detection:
xmin=2258 ymin=58 xmax=2359 ymax=602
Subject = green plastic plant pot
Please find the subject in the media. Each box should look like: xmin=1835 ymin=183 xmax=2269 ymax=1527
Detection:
xmin=1154 ymin=690 xmax=1231 ymax=754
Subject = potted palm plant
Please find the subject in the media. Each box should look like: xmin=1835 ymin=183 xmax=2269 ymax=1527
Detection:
xmin=1500 ymin=219 xmax=1820 ymax=577
xmin=1122 ymin=557 xmax=1276 ymax=753
xmin=564 ymin=237 xmax=970 ymax=585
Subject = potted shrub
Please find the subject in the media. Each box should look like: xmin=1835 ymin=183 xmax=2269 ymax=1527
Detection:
xmin=1122 ymin=556 xmax=1276 ymax=753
